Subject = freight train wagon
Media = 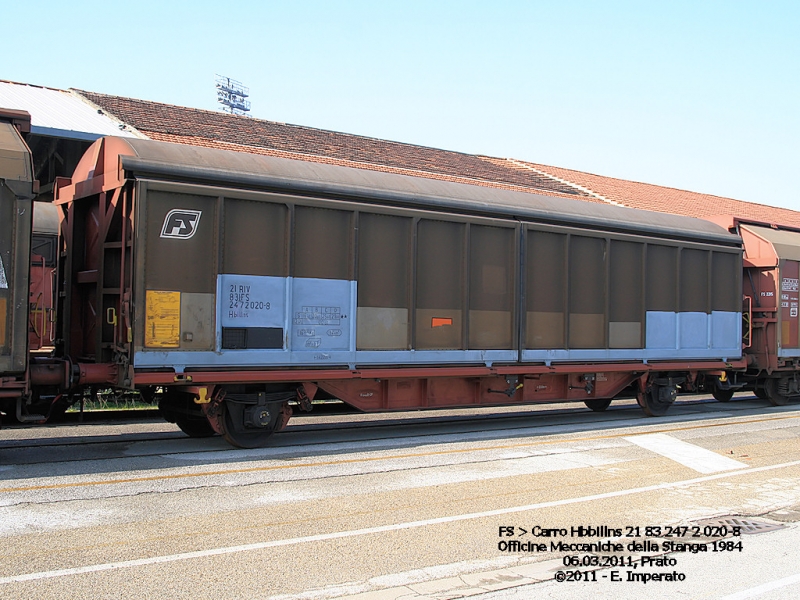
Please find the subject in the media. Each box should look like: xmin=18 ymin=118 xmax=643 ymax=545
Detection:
xmin=710 ymin=215 xmax=800 ymax=404
xmin=0 ymin=111 xmax=76 ymax=424
xmin=40 ymin=135 xmax=745 ymax=446
xmin=0 ymin=109 xmax=37 ymax=420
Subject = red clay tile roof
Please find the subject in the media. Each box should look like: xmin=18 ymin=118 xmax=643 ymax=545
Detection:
xmin=510 ymin=159 xmax=800 ymax=228
xmin=75 ymin=90 xmax=596 ymax=202
xmin=75 ymin=89 xmax=800 ymax=228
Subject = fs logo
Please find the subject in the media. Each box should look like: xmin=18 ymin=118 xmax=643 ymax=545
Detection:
xmin=160 ymin=209 xmax=202 ymax=239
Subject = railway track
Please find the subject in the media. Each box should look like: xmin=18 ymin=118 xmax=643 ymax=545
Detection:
xmin=0 ymin=394 xmax=790 ymax=465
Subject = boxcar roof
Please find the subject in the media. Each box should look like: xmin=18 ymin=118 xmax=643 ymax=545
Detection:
xmin=118 ymin=137 xmax=739 ymax=247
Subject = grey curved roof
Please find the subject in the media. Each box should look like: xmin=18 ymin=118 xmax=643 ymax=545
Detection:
xmin=117 ymin=137 xmax=740 ymax=247
xmin=0 ymin=81 xmax=146 ymax=141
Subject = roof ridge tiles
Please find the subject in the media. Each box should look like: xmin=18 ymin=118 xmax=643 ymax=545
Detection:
xmin=516 ymin=158 xmax=748 ymax=204
xmin=514 ymin=159 xmax=800 ymax=223
xmin=501 ymin=158 xmax=625 ymax=207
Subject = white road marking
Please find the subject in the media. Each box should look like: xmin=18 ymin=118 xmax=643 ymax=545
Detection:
xmin=719 ymin=572 xmax=800 ymax=600
xmin=2 ymin=458 xmax=799 ymax=585
xmin=625 ymin=433 xmax=748 ymax=473
xmin=0 ymin=505 xmax=116 ymax=536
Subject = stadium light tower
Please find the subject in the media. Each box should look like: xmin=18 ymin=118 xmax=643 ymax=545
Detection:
xmin=216 ymin=75 xmax=251 ymax=116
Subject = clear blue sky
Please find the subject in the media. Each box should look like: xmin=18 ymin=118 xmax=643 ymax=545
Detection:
xmin=3 ymin=1 xmax=798 ymax=210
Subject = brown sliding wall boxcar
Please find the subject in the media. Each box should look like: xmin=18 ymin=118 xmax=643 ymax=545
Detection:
xmin=54 ymin=136 xmax=744 ymax=447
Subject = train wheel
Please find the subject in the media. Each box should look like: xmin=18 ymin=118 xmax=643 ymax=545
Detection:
xmin=712 ymin=387 xmax=734 ymax=402
xmin=584 ymin=398 xmax=612 ymax=412
xmin=220 ymin=400 xmax=287 ymax=449
xmin=174 ymin=415 xmax=217 ymax=438
xmin=764 ymin=379 xmax=790 ymax=406
xmin=754 ymin=387 xmax=768 ymax=400
xmin=639 ymin=383 xmax=676 ymax=417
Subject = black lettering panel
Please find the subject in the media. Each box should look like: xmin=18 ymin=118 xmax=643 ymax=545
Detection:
xmin=222 ymin=327 xmax=284 ymax=349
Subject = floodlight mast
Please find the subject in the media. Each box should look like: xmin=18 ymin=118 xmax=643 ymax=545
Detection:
xmin=215 ymin=75 xmax=251 ymax=116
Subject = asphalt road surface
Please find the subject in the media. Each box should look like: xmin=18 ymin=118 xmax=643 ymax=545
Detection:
xmin=1 ymin=395 xmax=799 ymax=599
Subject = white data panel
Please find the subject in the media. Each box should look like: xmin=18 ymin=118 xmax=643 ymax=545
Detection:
xmin=291 ymin=278 xmax=354 ymax=352
xmin=218 ymin=274 xmax=287 ymax=329
xmin=645 ymin=312 xmax=677 ymax=349
xmin=711 ymin=311 xmax=741 ymax=351
xmin=678 ymin=312 xmax=709 ymax=349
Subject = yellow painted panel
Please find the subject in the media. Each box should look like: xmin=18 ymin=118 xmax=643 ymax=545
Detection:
xmin=782 ymin=321 xmax=790 ymax=347
xmin=0 ymin=297 xmax=6 ymax=347
xmin=145 ymin=290 xmax=181 ymax=348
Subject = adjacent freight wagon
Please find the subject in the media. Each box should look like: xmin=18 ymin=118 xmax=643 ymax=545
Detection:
xmin=41 ymin=136 xmax=746 ymax=446
xmin=0 ymin=110 xmax=37 ymax=416
xmin=0 ymin=112 xmax=69 ymax=422
xmin=710 ymin=216 xmax=800 ymax=404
